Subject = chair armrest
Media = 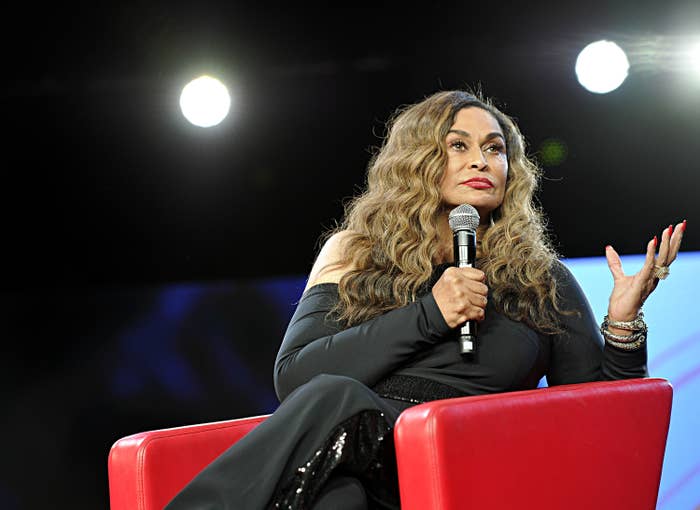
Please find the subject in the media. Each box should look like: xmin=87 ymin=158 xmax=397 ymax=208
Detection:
xmin=394 ymin=378 xmax=672 ymax=510
xmin=108 ymin=414 xmax=270 ymax=510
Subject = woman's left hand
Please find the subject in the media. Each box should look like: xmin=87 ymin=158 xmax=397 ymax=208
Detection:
xmin=605 ymin=220 xmax=686 ymax=322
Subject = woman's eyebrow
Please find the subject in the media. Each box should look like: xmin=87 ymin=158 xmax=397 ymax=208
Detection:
xmin=447 ymin=129 xmax=505 ymax=142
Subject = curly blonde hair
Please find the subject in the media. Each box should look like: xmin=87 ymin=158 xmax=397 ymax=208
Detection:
xmin=321 ymin=89 xmax=569 ymax=334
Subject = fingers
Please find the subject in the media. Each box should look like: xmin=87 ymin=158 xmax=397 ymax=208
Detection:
xmin=440 ymin=267 xmax=488 ymax=294
xmin=433 ymin=267 xmax=489 ymax=328
xmin=656 ymin=224 xmax=673 ymax=265
xmin=639 ymin=235 xmax=657 ymax=282
xmin=465 ymin=283 xmax=489 ymax=307
xmin=450 ymin=266 xmax=486 ymax=282
xmin=444 ymin=267 xmax=488 ymax=303
xmin=655 ymin=219 xmax=686 ymax=268
xmin=667 ymin=219 xmax=687 ymax=265
xmin=605 ymin=245 xmax=625 ymax=280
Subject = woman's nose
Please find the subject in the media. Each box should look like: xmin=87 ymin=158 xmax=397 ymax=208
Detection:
xmin=469 ymin=150 xmax=487 ymax=170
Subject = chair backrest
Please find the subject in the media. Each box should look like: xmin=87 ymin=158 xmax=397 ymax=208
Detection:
xmin=393 ymin=377 xmax=673 ymax=510
xmin=108 ymin=415 xmax=269 ymax=510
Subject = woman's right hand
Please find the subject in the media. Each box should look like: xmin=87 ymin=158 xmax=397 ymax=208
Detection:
xmin=431 ymin=266 xmax=489 ymax=328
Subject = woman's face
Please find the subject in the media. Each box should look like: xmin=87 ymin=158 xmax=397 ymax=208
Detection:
xmin=439 ymin=107 xmax=508 ymax=223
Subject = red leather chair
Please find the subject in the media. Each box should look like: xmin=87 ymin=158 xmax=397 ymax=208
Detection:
xmin=108 ymin=377 xmax=672 ymax=510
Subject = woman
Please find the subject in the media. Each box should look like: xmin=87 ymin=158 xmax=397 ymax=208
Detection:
xmin=165 ymin=89 xmax=686 ymax=510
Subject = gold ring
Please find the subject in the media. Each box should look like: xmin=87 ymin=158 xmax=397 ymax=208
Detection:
xmin=653 ymin=265 xmax=670 ymax=280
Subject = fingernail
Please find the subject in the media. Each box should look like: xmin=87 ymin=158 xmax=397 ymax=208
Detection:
xmin=669 ymin=224 xmax=673 ymax=235
xmin=654 ymin=236 xmax=658 ymax=247
xmin=682 ymin=219 xmax=687 ymax=232
xmin=605 ymin=245 xmax=611 ymax=250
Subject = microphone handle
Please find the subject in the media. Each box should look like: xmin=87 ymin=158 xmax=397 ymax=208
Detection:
xmin=453 ymin=230 xmax=477 ymax=359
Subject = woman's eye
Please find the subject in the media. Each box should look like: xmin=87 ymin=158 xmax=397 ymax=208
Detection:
xmin=449 ymin=140 xmax=467 ymax=151
xmin=486 ymin=143 xmax=505 ymax=154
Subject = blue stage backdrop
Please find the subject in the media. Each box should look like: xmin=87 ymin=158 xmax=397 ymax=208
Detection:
xmin=2 ymin=253 xmax=697 ymax=510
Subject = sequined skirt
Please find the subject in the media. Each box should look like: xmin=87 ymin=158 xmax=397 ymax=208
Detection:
xmin=272 ymin=374 xmax=466 ymax=509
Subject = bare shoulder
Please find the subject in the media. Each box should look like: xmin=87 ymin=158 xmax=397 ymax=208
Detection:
xmin=304 ymin=230 xmax=356 ymax=292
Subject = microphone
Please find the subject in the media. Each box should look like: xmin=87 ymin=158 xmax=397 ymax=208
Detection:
xmin=448 ymin=204 xmax=481 ymax=360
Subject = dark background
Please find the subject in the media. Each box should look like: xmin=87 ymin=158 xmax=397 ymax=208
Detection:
xmin=1 ymin=2 xmax=698 ymax=509
xmin=3 ymin=2 xmax=699 ymax=290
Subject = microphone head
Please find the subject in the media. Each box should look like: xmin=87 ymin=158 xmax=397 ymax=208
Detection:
xmin=448 ymin=204 xmax=480 ymax=232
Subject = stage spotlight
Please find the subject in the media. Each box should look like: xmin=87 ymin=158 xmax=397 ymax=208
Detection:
xmin=179 ymin=75 xmax=231 ymax=128
xmin=575 ymin=40 xmax=629 ymax=94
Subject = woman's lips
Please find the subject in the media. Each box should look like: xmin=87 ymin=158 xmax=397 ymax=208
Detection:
xmin=461 ymin=178 xmax=493 ymax=189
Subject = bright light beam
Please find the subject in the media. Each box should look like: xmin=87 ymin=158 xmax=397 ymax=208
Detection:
xmin=575 ymin=40 xmax=630 ymax=94
xmin=179 ymin=75 xmax=231 ymax=128
xmin=689 ymin=40 xmax=700 ymax=76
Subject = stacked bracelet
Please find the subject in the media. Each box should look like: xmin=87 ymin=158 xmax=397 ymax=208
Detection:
xmin=602 ymin=335 xmax=647 ymax=351
xmin=600 ymin=311 xmax=647 ymax=351
xmin=605 ymin=311 xmax=647 ymax=332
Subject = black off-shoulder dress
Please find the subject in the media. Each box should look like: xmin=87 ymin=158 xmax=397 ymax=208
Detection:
xmin=164 ymin=262 xmax=647 ymax=510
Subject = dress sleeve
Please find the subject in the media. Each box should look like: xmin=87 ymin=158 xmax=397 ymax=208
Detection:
xmin=545 ymin=260 xmax=648 ymax=386
xmin=273 ymin=283 xmax=452 ymax=402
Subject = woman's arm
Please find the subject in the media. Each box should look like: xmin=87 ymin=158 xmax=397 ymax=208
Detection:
xmin=274 ymin=228 xmax=488 ymax=402
xmin=545 ymin=260 xmax=648 ymax=386
xmin=273 ymin=284 xmax=451 ymax=402
xmin=549 ymin=220 xmax=686 ymax=384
